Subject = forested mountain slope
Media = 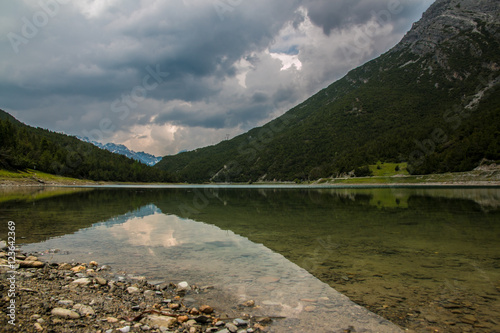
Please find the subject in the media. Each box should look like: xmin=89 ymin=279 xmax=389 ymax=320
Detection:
xmin=156 ymin=0 xmax=500 ymax=183
xmin=0 ymin=110 xmax=173 ymax=182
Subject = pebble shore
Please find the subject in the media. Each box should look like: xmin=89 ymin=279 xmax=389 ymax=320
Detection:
xmin=0 ymin=251 xmax=274 ymax=333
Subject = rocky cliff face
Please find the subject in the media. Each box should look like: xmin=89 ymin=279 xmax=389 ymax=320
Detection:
xmin=393 ymin=0 xmax=500 ymax=59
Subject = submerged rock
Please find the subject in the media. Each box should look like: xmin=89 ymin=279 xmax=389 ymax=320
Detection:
xmin=241 ymin=300 xmax=255 ymax=307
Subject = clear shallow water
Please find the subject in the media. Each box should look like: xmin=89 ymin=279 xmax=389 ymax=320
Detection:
xmin=1 ymin=186 xmax=499 ymax=332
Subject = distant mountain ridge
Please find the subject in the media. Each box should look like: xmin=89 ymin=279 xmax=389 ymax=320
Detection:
xmin=156 ymin=0 xmax=500 ymax=182
xmin=0 ymin=109 xmax=172 ymax=182
xmin=77 ymin=137 xmax=162 ymax=166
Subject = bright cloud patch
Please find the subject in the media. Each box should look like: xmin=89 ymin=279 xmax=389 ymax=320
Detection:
xmin=269 ymin=52 xmax=302 ymax=71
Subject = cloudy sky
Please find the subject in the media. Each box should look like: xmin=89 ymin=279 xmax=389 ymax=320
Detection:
xmin=1 ymin=0 xmax=434 ymax=156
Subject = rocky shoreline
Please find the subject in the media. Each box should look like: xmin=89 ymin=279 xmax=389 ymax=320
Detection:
xmin=0 ymin=251 xmax=275 ymax=333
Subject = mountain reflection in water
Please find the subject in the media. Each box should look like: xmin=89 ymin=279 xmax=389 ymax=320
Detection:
xmin=2 ymin=186 xmax=499 ymax=332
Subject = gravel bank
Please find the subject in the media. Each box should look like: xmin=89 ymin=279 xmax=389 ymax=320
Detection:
xmin=0 ymin=252 xmax=275 ymax=333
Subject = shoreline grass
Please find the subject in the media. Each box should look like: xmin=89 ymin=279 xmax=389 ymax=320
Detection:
xmin=1 ymin=168 xmax=499 ymax=187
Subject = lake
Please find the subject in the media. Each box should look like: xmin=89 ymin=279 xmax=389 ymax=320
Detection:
xmin=1 ymin=185 xmax=499 ymax=332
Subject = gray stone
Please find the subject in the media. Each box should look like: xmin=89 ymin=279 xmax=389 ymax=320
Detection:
xmin=225 ymin=323 xmax=238 ymax=333
xmin=19 ymin=260 xmax=45 ymax=268
xmin=233 ymin=318 xmax=248 ymax=327
xmin=57 ymin=300 xmax=74 ymax=306
xmin=183 ymin=297 xmax=196 ymax=305
xmin=58 ymin=263 xmax=72 ymax=270
xmin=177 ymin=281 xmax=190 ymax=291
xmin=241 ymin=300 xmax=255 ymax=307
xmin=144 ymin=290 xmax=155 ymax=297
xmin=73 ymin=304 xmax=95 ymax=316
xmin=95 ymin=277 xmax=107 ymax=285
xmin=51 ymin=307 xmax=80 ymax=319
xmin=200 ymin=304 xmax=214 ymax=314
xmin=156 ymin=282 xmax=170 ymax=290
xmin=98 ymin=265 xmax=110 ymax=271
xmin=186 ymin=319 xmax=198 ymax=327
xmin=71 ymin=278 xmax=91 ymax=286
xmin=127 ymin=286 xmax=140 ymax=294
xmin=145 ymin=315 xmax=177 ymax=328
xmin=205 ymin=328 xmax=219 ymax=333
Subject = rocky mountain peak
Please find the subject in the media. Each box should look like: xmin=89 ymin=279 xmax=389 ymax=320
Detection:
xmin=393 ymin=0 xmax=500 ymax=57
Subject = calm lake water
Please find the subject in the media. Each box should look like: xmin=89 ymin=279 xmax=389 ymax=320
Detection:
xmin=1 ymin=186 xmax=499 ymax=332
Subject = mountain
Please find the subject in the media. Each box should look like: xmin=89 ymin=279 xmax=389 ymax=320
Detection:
xmin=0 ymin=110 xmax=22 ymax=125
xmin=0 ymin=110 xmax=173 ymax=182
xmin=77 ymin=137 xmax=162 ymax=166
xmin=156 ymin=0 xmax=500 ymax=183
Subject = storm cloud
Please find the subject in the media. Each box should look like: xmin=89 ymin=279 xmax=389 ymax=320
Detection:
xmin=0 ymin=0 xmax=434 ymax=156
